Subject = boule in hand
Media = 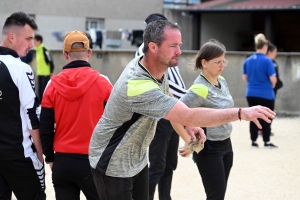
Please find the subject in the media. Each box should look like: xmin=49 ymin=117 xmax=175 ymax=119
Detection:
xmin=186 ymin=134 xmax=204 ymax=153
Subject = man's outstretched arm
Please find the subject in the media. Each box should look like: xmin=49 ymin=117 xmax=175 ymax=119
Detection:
xmin=164 ymin=101 xmax=275 ymax=130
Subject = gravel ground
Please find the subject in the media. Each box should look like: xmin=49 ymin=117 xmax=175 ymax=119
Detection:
xmin=12 ymin=117 xmax=300 ymax=200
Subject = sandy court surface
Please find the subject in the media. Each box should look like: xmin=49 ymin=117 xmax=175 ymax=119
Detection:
xmin=12 ymin=117 xmax=300 ymax=200
xmin=159 ymin=117 xmax=300 ymax=200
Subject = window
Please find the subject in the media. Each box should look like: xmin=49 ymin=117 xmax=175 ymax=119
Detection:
xmin=164 ymin=0 xmax=200 ymax=7
xmin=86 ymin=18 xmax=105 ymax=31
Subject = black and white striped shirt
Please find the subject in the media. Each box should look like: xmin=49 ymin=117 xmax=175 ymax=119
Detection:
xmin=135 ymin=43 xmax=186 ymax=98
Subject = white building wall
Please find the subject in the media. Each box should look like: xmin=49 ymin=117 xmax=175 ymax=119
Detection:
xmin=0 ymin=0 xmax=163 ymax=50
xmin=35 ymin=15 xmax=85 ymax=50
xmin=0 ymin=0 xmax=162 ymax=19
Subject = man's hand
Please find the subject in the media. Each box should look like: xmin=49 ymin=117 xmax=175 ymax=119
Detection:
xmin=179 ymin=127 xmax=206 ymax=158
xmin=179 ymin=133 xmax=205 ymax=157
xmin=185 ymin=126 xmax=206 ymax=145
xmin=241 ymin=106 xmax=276 ymax=129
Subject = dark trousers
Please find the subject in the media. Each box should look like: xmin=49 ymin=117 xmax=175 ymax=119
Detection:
xmin=247 ymin=97 xmax=274 ymax=142
xmin=52 ymin=153 xmax=99 ymax=200
xmin=91 ymin=165 xmax=149 ymax=200
xmin=0 ymin=156 xmax=46 ymax=200
xmin=271 ymin=90 xmax=278 ymax=132
xmin=38 ymin=75 xmax=50 ymax=103
xmin=193 ymin=138 xmax=233 ymax=200
xmin=149 ymin=118 xmax=179 ymax=200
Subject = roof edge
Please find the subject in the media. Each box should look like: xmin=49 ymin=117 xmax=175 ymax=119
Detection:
xmin=163 ymin=6 xmax=300 ymax=12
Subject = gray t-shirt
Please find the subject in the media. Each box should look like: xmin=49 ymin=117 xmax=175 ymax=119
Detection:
xmin=180 ymin=74 xmax=234 ymax=141
xmin=89 ymin=56 xmax=178 ymax=177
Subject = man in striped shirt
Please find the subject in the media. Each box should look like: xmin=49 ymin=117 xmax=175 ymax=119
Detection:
xmin=135 ymin=13 xmax=187 ymax=200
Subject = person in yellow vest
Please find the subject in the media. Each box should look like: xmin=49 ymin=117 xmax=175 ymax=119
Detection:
xmin=34 ymin=34 xmax=54 ymax=102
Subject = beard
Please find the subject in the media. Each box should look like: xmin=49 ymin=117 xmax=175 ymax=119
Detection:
xmin=166 ymin=56 xmax=179 ymax=68
xmin=168 ymin=57 xmax=179 ymax=67
xmin=158 ymin=54 xmax=179 ymax=68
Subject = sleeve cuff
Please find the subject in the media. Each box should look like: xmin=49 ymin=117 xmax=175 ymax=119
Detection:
xmin=45 ymin=154 xmax=55 ymax=163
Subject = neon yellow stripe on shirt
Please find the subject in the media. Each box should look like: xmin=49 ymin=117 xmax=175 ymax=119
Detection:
xmin=127 ymin=79 xmax=159 ymax=97
xmin=219 ymin=75 xmax=225 ymax=80
xmin=189 ymin=84 xmax=208 ymax=99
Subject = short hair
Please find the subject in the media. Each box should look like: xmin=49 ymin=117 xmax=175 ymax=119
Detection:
xmin=2 ymin=11 xmax=38 ymax=33
xmin=267 ymin=42 xmax=277 ymax=52
xmin=143 ymin=20 xmax=180 ymax=54
xmin=144 ymin=13 xmax=167 ymax=24
xmin=194 ymin=39 xmax=226 ymax=70
xmin=34 ymin=34 xmax=43 ymax=43
xmin=254 ymin=33 xmax=268 ymax=50
xmin=68 ymin=42 xmax=88 ymax=60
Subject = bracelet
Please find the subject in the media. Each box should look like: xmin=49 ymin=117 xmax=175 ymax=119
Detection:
xmin=238 ymin=108 xmax=242 ymax=121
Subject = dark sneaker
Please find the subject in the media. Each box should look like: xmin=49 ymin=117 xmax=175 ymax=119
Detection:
xmin=264 ymin=143 xmax=278 ymax=149
xmin=252 ymin=142 xmax=259 ymax=148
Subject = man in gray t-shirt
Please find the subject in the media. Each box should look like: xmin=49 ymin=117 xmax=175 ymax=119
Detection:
xmin=89 ymin=20 xmax=276 ymax=200
xmin=89 ymin=56 xmax=177 ymax=178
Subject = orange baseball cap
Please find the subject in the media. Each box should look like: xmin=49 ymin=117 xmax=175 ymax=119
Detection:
xmin=63 ymin=31 xmax=90 ymax=52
